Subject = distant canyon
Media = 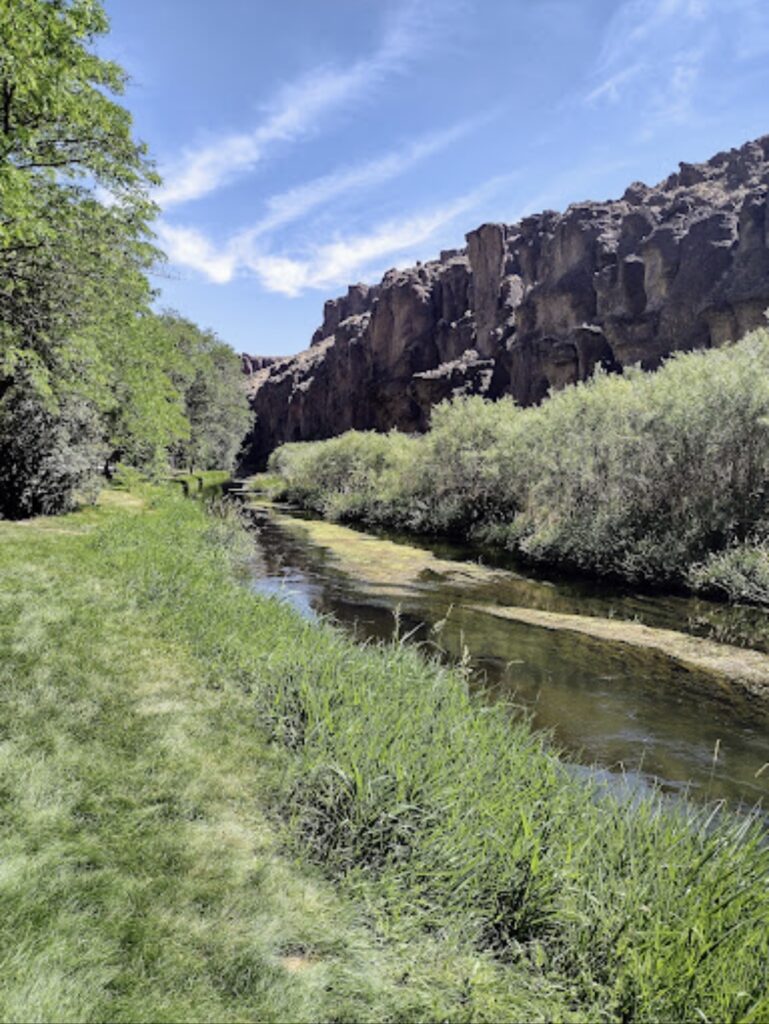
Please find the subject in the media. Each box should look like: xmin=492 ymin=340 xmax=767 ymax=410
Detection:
xmin=239 ymin=135 xmax=769 ymax=471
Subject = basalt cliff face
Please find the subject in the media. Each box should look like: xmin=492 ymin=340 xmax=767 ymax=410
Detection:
xmin=239 ymin=135 xmax=769 ymax=471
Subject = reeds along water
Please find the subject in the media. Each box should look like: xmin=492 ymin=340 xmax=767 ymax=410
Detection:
xmin=96 ymin=491 xmax=769 ymax=1023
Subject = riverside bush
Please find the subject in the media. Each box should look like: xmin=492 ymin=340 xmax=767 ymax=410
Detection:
xmin=401 ymin=395 xmax=521 ymax=533
xmin=690 ymin=543 xmax=769 ymax=605
xmin=272 ymin=329 xmax=769 ymax=595
xmin=271 ymin=430 xmax=419 ymax=522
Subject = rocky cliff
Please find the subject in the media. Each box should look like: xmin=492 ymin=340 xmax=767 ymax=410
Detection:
xmin=239 ymin=135 xmax=769 ymax=471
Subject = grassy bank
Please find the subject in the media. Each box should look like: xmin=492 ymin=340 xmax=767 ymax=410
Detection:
xmin=165 ymin=469 xmax=233 ymax=498
xmin=0 ymin=491 xmax=517 ymax=1023
xmin=2 ymin=489 xmax=769 ymax=1021
xmin=270 ymin=329 xmax=769 ymax=603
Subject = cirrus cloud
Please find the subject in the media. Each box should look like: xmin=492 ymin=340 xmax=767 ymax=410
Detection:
xmin=157 ymin=174 xmax=511 ymax=296
xmin=155 ymin=0 xmax=467 ymax=208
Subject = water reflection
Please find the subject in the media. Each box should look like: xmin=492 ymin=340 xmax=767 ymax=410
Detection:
xmin=243 ymin=505 xmax=769 ymax=811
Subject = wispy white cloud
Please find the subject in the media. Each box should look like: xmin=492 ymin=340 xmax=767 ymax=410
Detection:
xmin=247 ymin=192 xmax=484 ymax=297
xmin=156 ymin=0 xmax=461 ymax=208
xmin=158 ymin=176 xmax=510 ymax=296
xmin=584 ymin=0 xmax=708 ymax=113
xmin=581 ymin=0 xmax=719 ymax=140
xmin=595 ymin=0 xmax=707 ymax=77
xmin=155 ymin=222 xmax=239 ymax=284
xmin=584 ymin=62 xmax=646 ymax=105
xmin=158 ymin=117 xmax=493 ymax=289
xmin=156 ymin=66 xmax=377 ymax=207
xmin=642 ymin=47 xmax=705 ymax=135
xmin=235 ymin=117 xmax=485 ymax=242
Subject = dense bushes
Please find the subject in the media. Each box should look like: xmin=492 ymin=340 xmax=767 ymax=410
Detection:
xmin=271 ymin=330 xmax=769 ymax=596
xmin=0 ymin=383 xmax=105 ymax=516
xmin=270 ymin=430 xmax=419 ymax=522
xmin=689 ymin=544 xmax=769 ymax=606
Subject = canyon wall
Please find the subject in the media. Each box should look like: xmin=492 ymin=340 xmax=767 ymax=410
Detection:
xmin=239 ymin=135 xmax=769 ymax=471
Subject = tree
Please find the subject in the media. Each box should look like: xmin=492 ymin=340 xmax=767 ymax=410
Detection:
xmin=0 ymin=0 xmax=156 ymax=244
xmin=160 ymin=313 xmax=252 ymax=473
xmin=0 ymin=0 xmax=162 ymax=516
xmin=0 ymin=2 xmax=252 ymax=517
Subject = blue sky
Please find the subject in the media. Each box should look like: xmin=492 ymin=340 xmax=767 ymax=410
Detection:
xmin=101 ymin=0 xmax=769 ymax=356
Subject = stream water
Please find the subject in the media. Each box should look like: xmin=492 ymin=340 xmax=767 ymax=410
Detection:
xmin=241 ymin=501 xmax=769 ymax=811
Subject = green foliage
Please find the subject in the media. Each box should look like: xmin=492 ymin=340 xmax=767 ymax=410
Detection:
xmin=161 ymin=312 xmax=252 ymax=473
xmin=0 ymin=371 xmax=104 ymax=515
xmin=270 ymin=430 xmax=419 ymax=522
xmin=401 ymin=395 xmax=521 ymax=533
xmin=0 ymin=2 xmax=249 ymax=517
xmin=99 ymin=312 xmax=191 ymax=473
xmin=508 ymin=333 xmax=769 ymax=579
xmin=690 ymin=543 xmax=769 ymax=605
xmin=246 ymin=472 xmax=286 ymax=496
xmin=0 ymin=0 xmax=157 ymax=242
xmin=274 ymin=330 xmax=769 ymax=595
xmin=0 ymin=0 xmax=158 ymax=345
xmin=0 ymin=0 xmax=162 ymax=516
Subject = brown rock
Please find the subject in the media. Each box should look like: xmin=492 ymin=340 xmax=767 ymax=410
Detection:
xmin=239 ymin=135 xmax=769 ymax=471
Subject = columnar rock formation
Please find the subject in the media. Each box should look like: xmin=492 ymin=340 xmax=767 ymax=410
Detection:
xmin=239 ymin=135 xmax=769 ymax=471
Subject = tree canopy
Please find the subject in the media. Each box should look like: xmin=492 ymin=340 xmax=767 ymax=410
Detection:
xmin=0 ymin=0 xmax=251 ymax=517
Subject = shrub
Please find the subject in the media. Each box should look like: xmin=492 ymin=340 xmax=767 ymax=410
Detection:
xmin=270 ymin=329 xmax=769 ymax=593
xmin=689 ymin=543 xmax=769 ymax=605
xmin=511 ymin=334 xmax=769 ymax=580
xmin=269 ymin=430 xmax=419 ymax=523
xmin=404 ymin=395 xmax=522 ymax=533
xmin=0 ymin=386 xmax=105 ymax=518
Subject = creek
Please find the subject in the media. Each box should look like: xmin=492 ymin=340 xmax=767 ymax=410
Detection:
xmin=241 ymin=499 xmax=769 ymax=811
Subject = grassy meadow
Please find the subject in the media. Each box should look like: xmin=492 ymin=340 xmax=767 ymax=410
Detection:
xmin=1 ymin=485 xmax=768 ymax=1021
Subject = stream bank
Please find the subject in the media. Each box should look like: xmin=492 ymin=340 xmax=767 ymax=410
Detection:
xmin=241 ymin=499 xmax=769 ymax=809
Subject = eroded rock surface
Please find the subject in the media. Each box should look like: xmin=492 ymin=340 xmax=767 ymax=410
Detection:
xmin=240 ymin=136 xmax=769 ymax=471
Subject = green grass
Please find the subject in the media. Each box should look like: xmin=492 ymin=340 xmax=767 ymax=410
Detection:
xmin=1 ymin=487 xmax=768 ymax=1022
xmin=165 ymin=469 xmax=232 ymax=499
xmin=0 ymin=492 xmax=537 ymax=1023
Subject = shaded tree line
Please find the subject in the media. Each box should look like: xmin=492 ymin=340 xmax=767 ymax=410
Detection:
xmin=0 ymin=0 xmax=250 ymax=517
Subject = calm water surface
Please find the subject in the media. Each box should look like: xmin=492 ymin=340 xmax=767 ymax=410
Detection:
xmin=243 ymin=503 xmax=769 ymax=811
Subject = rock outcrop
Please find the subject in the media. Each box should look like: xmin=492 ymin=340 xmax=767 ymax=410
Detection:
xmin=240 ymin=354 xmax=279 ymax=375
xmin=240 ymin=135 xmax=769 ymax=471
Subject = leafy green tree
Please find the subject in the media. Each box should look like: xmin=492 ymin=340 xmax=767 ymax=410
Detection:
xmin=0 ymin=364 xmax=105 ymax=516
xmin=0 ymin=0 xmax=158 ymax=355
xmin=0 ymin=0 xmax=164 ymax=516
xmin=0 ymin=0 xmax=155 ymax=244
xmin=161 ymin=313 xmax=252 ymax=473
xmin=95 ymin=311 xmax=189 ymax=474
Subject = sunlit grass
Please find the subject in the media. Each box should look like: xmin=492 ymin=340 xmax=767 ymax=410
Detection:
xmin=2 ymin=488 xmax=768 ymax=1021
xmin=1 ymin=494 xmax=537 ymax=1023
